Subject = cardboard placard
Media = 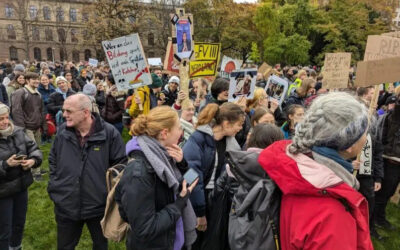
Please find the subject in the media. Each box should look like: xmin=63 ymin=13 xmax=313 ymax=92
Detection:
xmin=220 ymin=55 xmax=243 ymax=78
xmin=265 ymin=75 xmax=289 ymax=105
xmin=163 ymin=39 xmax=180 ymax=75
xmin=148 ymin=58 xmax=162 ymax=67
xmin=88 ymin=58 xmax=98 ymax=67
xmin=258 ymin=62 xmax=272 ymax=78
xmin=355 ymin=56 xmax=400 ymax=87
xmin=321 ymin=52 xmax=351 ymax=89
xmin=363 ymin=35 xmax=400 ymax=61
xmin=170 ymin=11 xmax=195 ymax=62
xmin=382 ymin=31 xmax=400 ymax=39
xmin=189 ymin=42 xmax=221 ymax=78
xmin=228 ymin=69 xmax=257 ymax=102
xmin=102 ymin=33 xmax=152 ymax=91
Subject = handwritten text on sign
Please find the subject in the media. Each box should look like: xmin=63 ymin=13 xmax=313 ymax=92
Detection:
xmin=364 ymin=35 xmax=400 ymax=61
xmin=322 ymin=52 xmax=351 ymax=89
xmin=190 ymin=42 xmax=221 ymax=78
xmin=102 ymin=33 xmax=151 ymax=90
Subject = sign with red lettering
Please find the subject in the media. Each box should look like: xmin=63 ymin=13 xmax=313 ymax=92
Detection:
xmin=102 ymin=33 xmax=152 ymax=90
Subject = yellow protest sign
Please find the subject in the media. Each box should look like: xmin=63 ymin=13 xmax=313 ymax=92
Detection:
xmin=189 ymin=42 xmax=221 ymax=78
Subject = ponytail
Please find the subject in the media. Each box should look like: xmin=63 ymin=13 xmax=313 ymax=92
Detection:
xmin=196 ymin=102 xmax=244 ymax=128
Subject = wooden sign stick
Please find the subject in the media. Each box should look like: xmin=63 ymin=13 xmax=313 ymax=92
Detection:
xmin=196 ymin=79 xmax=202 ymax=100
xmin=179 ymin=59 xmax=190 ymax=107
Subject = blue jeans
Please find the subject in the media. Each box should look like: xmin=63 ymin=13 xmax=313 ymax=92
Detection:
xmin=0 ymin=190 xmax=28 ymax=249
xmin=112 ymin=122 xmax=123 ymax=134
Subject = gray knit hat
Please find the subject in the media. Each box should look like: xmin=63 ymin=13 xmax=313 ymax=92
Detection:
xmin=83 ymin=83 xmax=97 ymax=97
xmin=0 ymin=103 xmax=10 ymax=116
xmin=14 ymin=64 xmax=25 ymax=72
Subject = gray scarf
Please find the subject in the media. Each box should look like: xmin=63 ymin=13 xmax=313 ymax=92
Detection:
xmin=0 ymin=122 xmax=14 ymax=139
xmin=137 ymin=135 xmax=197 ymax=246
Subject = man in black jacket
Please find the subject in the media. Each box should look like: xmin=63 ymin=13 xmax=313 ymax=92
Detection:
xmin=48 ymin=94 xmax=126 ymax=250
xmin=47 ymin=76 xmax=75 ymax=122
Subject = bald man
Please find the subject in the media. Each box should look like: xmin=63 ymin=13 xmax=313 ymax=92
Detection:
xmin=48 ymin=94 xmax=126 ymax=250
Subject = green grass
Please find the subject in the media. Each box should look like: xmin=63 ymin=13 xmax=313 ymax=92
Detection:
xmin=22 ymin=129 xmax=400 ymax=249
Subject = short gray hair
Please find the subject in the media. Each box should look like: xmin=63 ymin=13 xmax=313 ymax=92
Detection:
xmin=289 ymin=92 xmax=369 ymax=154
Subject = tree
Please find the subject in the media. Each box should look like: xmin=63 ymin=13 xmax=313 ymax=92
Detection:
xmin=85 ymin=0 xmax=145 ymax=59
xmin=249 ymin=42 xmax=261 ymax=64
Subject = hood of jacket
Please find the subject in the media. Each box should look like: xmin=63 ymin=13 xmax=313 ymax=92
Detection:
xmin=258 ymin=140 xmax=362 ymax=202
xmin=226 ymin=149 xmax=267 ymax=191
xmin=196 ymin=124 xmax=240 ymax=151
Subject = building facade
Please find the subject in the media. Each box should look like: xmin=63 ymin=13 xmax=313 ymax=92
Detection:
xmin=0 ymin=0 xmax=185 ymax=63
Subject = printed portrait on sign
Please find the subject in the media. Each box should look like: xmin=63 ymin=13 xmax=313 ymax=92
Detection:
xmin=228 ymin=69 xmax=257 ymax=102
xmin=265 ymin=75 xmax=289 ymax=105
xmin=176 ymin=19 xmax=192 ymax=59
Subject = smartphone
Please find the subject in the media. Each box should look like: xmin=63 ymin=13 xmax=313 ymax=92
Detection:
xmin=15 ymin=155 xmax=27 ymax=160
xmin=183 ymin=169 xmax=199 ymax=186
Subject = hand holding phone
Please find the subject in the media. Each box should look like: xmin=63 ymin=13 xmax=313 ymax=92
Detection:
xmin=183 ymin=168 xmax=199 ymax=186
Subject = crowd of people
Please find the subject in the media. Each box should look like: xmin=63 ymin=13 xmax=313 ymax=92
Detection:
xmin=0 ymin=59 xmax=399 ymax=249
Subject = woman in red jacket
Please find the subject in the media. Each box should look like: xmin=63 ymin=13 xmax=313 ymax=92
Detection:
xmin=259 ymin=92 xmax=373 ymax=250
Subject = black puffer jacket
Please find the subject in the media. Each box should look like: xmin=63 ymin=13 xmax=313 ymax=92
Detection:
xmin=47 ymin=114 xmax=126 ymax=220
xmin=115 ymin=150 xmax=189 ymax=250
xmin=0 ymin=126 xmax=42 ymax=198
xmin=47 ymin=89 xmax=76 ymax=118
xmin=381 ymin=101 xmax=400 ymax=157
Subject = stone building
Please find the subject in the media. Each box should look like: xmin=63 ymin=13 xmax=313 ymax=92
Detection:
xmin=0 ymin=0 xmax=98 ymax=62
xmin=0 ymin=0 xmax=184 ymax=63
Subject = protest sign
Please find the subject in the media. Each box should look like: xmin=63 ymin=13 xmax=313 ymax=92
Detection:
xmin=355 ymin=56 xmax=400 ymax=87
xmin=265 ymin=75 xmax=289 ymax=105
xmin=189 ymin=42 xmax=221 ymax=78
xmin=258 ymin=62 xmax=272 ymax=78
xmin=170 ymin=9 xmax=195 ymax=61
xmin=88 ymin=58 xmax=98 ymax=67
xmin=321 ymin=52 xmax=351 ymax=89
xmin=363 ymin=35 xmax=400 ymax=61
xmin=102 ymin=33 xmax=151 ymax=91
xmin=228 ymin=69 xmax=257 ymax=102
xmin=220 ymin=56 xmax=242 ymax=78
xmin=163 ymin=39 xmax=180 ymax=75
xmin=148 ymin=58 xmax=162 ymax=67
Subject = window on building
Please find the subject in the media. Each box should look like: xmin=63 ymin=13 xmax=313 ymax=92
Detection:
xmin=33 ymin=47 xmax=41 ymax=61
xmin=47 ymin=47 xmax=53 ymax=61
xmin=70 ymin=8 xmax=77 ymax=22
xmin=71 ymin=29 xmax=78 ymax=43
xmin=43 ymin=6 xmax=51 ymax=20
xmin=45 ymin=28 xmax=53 ymax=41
xmin=128 ymin=15 xmax=136 ymax=24
xmin=72 ymin=50 xmax=80 ymax=63
xmin=60 ymin=48 xmax=67 ymax=61
xmin=5 ymin=4 xmax=14 ymax=18
xmin=9 ymin=46 xmax=18 ymax=61
xmin=82 ymin=29 xmax=90 ymax=41
xmin=84 ymin=49 xmax=91 ymax=61
xmin=57 ymin=28 xmax=66 ymax=42
xmin=7 ymin=24 xmax=16 ymax=40
xmin=29 ymin=6 xmax=38 ymax=19
xmin=148 ymin=33 xmax=154 ymax=46
xmin=32 ymin=26 xmax=40 ymax=41
xmin=82 ymin=12 xmax=89 ymax=22
xmin=56 ymin=7 xmax=64 ymax=22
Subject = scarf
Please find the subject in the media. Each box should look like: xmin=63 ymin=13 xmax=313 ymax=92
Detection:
xmin=312 ymin=146 xmax=353 ymax=173
xmin=56 ymin=88 xmax=67 ymax=100
xmin=136 ymin=135 xmax=197 ymax=247
xmin=0 ymin=121 xmax=14 ymax=139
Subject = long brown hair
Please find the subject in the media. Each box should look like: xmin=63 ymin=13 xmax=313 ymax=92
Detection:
xmin=196 ymin=102 xmax=244 ymax=128
xmin=296 ymin=78 xmax=315 ymax=97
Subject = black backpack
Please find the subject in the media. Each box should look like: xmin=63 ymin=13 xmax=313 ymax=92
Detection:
xmin=227 ymin=150 xmax=281 ymax=250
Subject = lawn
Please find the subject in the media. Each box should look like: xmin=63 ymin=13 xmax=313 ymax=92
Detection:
xmin=22 ymin=130 xmax=400 ymax=249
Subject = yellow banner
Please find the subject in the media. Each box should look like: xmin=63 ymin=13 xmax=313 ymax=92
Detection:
xmin=190 ymin=42 xmax=221 ymax=78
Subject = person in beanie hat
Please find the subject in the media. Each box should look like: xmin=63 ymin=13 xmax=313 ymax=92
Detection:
xmin=2 ymin=64 xmax=25 ymax=87
xmin=0 ymin=103 xmax=43 ymax=250
xmin=128 ymin=73 xmax=163 ymax=118
xmin=82 ymin=83 xmax=100 ymax=114
xmin=162 ymin=76 xmax=180 ymax=106
xmin=47 ymin=76 xmax=76 ymax=122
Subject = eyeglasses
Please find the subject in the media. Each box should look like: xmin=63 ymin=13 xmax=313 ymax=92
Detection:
xmin=62 ymin=108 xmax=85 ymax=114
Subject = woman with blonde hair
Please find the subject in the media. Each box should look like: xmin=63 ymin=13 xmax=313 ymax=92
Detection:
xmin=259 ymin=92 xmax=373 ymax=249
xmin=115 ymin=106 xmax=198 ymax=250
xmin=283 ymin=77 xmax=316 ymax=109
